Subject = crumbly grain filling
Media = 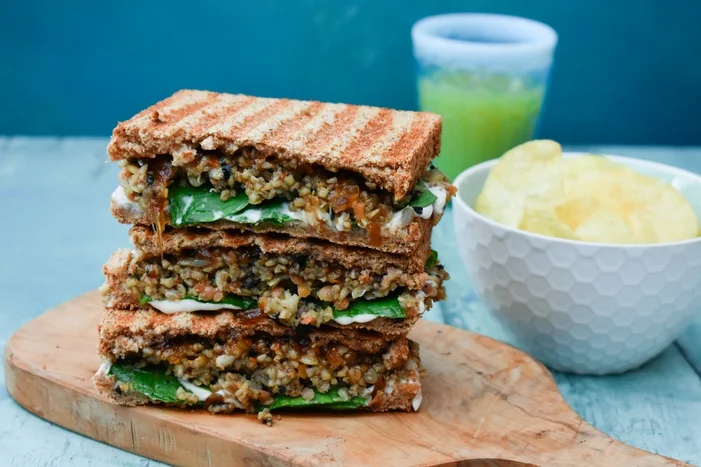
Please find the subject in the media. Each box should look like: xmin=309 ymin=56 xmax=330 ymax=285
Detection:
xmin=114 ymin=335 xmax=421 ymax=414
xmin=113 ymin=247 xmax=448 ymax=326
xmin=118 ymin=148 xmax=453 ymax=237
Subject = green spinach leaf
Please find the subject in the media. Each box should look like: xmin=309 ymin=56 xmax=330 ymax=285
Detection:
xmin=425 ymin=249 xmax=438 ymax=269
xmin=408 ymin=182 xmax=437 ymax=208
xmin=139 ymin=295 xmax=152 ymax=305
xmin=332 ymin=295 xmax=405 ymax=320
xmin=109 ymin=363 xmax=186 ymax=403
xmin=226 ymin=200 xmax=301 ymax=227
xmin=169 ymin=185 xmax=250 ymax=226
xmin=267 ymin=387 xmax=368 ymax=411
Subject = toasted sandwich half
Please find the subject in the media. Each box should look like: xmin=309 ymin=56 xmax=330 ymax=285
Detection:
xmin=101 ymin=226 xmax=447 ymax=335
xmin=92 ymin=308 xmax=424 ymax=419
xmin=107 ymin=90 xmax=454 ymax=253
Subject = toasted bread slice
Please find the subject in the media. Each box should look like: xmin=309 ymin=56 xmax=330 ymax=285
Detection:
xmin=95 ymin=308 xmax=423 ymax=414
xmin=107 ymin=90 xmax=442 ymax=200
xmin=130 ymin=225 xmax=432 ymax=273
xmin=93 ymin=312 xmax=423 ymax=414
xmin=92 ymin=368 xmax=421 ymax=413
xmin=98 ymin=307 xmax=408 ymax=360
xmin=101 ymin=245 xmax=445 ymax=338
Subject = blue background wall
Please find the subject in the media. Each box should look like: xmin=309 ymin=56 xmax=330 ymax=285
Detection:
xmin=2 ymin=0 xmax=699 ymax=144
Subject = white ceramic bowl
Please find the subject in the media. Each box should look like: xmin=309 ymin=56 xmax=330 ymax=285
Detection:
xmin=453 ymin=153 xmax=701 ymax=374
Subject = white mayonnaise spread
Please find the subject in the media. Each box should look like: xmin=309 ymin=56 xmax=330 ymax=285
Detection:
xmin=280 ymin=203 xmax=306 ymax=222
xmin=412 ymin=390 xmax=423 ymax=411
xmin=228 ymin=206 xmax=262 ymax=223
xmin=385 ymin=184 xmax=449 ymax=231
xmin=176 ymin=379 xmax=245 ymax=407
xmin=111 ymin=186 xmax=144 ymax=215
xmin=178 ymin=379 xmax=212 ymax=401
xmin=387 ymin=208 xmax=414 ymax=230
xmin=427 ymin=185 xmax=448 ymax=215
xmin=417 ymin=204 xmax=434 ymax=220
xmin=149 ymin=299 xmax=242 ymax=313
xmin=215 ymin=389 xmax=245 ymax=408
xmin=96 ymin=360 xmax=112 ymax=376
xmin=332 ymin=313 xmax=379 ymax=325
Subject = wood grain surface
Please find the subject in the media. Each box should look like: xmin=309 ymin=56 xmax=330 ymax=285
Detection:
xmin=4 ymin=291 xmax=690 ymax=467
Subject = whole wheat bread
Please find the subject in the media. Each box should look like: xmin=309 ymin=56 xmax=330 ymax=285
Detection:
xmin=129 ymin=225 xmax=432 ymax=273
xmin=102 ymin=247 xmax=425 ymax=339
xmin=107 ymin=90 xmax=442 ymax=200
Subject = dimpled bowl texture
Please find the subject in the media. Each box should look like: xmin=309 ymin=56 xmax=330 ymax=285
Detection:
xmin=453 ymin=153 xmax=701 ymax=374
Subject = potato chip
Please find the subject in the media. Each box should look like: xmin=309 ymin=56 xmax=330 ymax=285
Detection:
xmin=563 ymin=155 xmax=617 ymax=179
xmin=554 ymin=195 xmax=600 ymax=230
xmin=475 ymin=140 xmax=700 ymax=244
xmin=609 ymin=170 xmax=698 ymax=243
xmin=573 ymin=208 xmax=639 ymax=244
xmin=563 ymin=167 xmax=698 ymax=243
xmin=519 ymin=204 xmax=579 ymax=240
xmin=476 ymin=140 xmax=564 ymax=227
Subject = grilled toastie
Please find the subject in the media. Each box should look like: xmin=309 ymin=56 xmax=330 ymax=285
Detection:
xmin=107 ymin=90 xmax=454 ymax=253
xmin=92 ymin=308 xmax=424 ymax=420
xmin=101 ymin=226 xmax=447 ymax=335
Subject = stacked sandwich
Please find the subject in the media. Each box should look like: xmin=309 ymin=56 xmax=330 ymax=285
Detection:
xmin=93 ymin=90 xmax=453 ymax=422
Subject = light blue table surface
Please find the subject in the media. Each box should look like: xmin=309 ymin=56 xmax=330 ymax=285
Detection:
xmin=1 ymin=137 xmax=700 ymax=466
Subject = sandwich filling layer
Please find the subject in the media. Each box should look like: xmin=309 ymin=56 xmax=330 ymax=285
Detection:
xmin=116 ymin=150 xmax=454 ymax=244
xmin=103 ymin=246 xmax=447 ymax=327
xmin=94 ymin=333 xmax=423 ymax=415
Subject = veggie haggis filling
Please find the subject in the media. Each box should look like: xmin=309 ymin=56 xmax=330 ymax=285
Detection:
xmin=117 ymin=148 xmax=454 ymax=244
xmin=100 ymin=335 xmax=422 ymax=416
xmin=112 ymin=246 xmax=448 ymax=327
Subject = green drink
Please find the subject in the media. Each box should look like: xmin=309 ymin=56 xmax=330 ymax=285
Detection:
xmin=412 ymin=14 xmax=557 ymax=180
xmin=418 ymin=73 xmax=545 ymax=180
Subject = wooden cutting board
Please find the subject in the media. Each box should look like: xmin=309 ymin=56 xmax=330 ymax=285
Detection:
xmin=4 ymin=291 xmax=689 ymax=467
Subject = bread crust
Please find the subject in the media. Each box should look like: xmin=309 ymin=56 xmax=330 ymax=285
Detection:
xmin=107 ymin=90 xmax=442 ymax=200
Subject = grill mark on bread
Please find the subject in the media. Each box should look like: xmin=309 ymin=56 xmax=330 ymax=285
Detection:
xmin=203 ymin=98 xmax=280 ymax=137
xmin=241 ymin=100 xmax=315 ymax=144
xmin=264 ymin=101 xmax=326 ymax=148
xmin=282 ymin=103 xmax=351 ymax=154
xmin=107 ymin=90 xmax=442 ymax=198
xmin=143 ymin=93 xmax=215 ymax=131
xmin=307 ymin=106 xmax=380 ymax=159
xmin=128 ymin=90 xmax=212 ymax=128
xmin=187 ymin=95 xmax=257 ymax=139
xmin=337 ymin=108 xmax=397 ymax=168
xmin=383 ymin=115 xmax=433 ymax=192
xmin=220 ymin=98 xmax=298 ymax=142
xmin=155 ymin=94 xmax=237 ymax=136
xmin=108 ymin=92 xmax=218 ymax=159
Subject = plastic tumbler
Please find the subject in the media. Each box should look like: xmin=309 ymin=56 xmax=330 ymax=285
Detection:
xmin=412 ymin=14 xmax=558 ymax=180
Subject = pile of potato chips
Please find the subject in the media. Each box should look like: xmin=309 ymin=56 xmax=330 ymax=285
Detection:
xmin=476 ymin=140 xmax=700 ymax=244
